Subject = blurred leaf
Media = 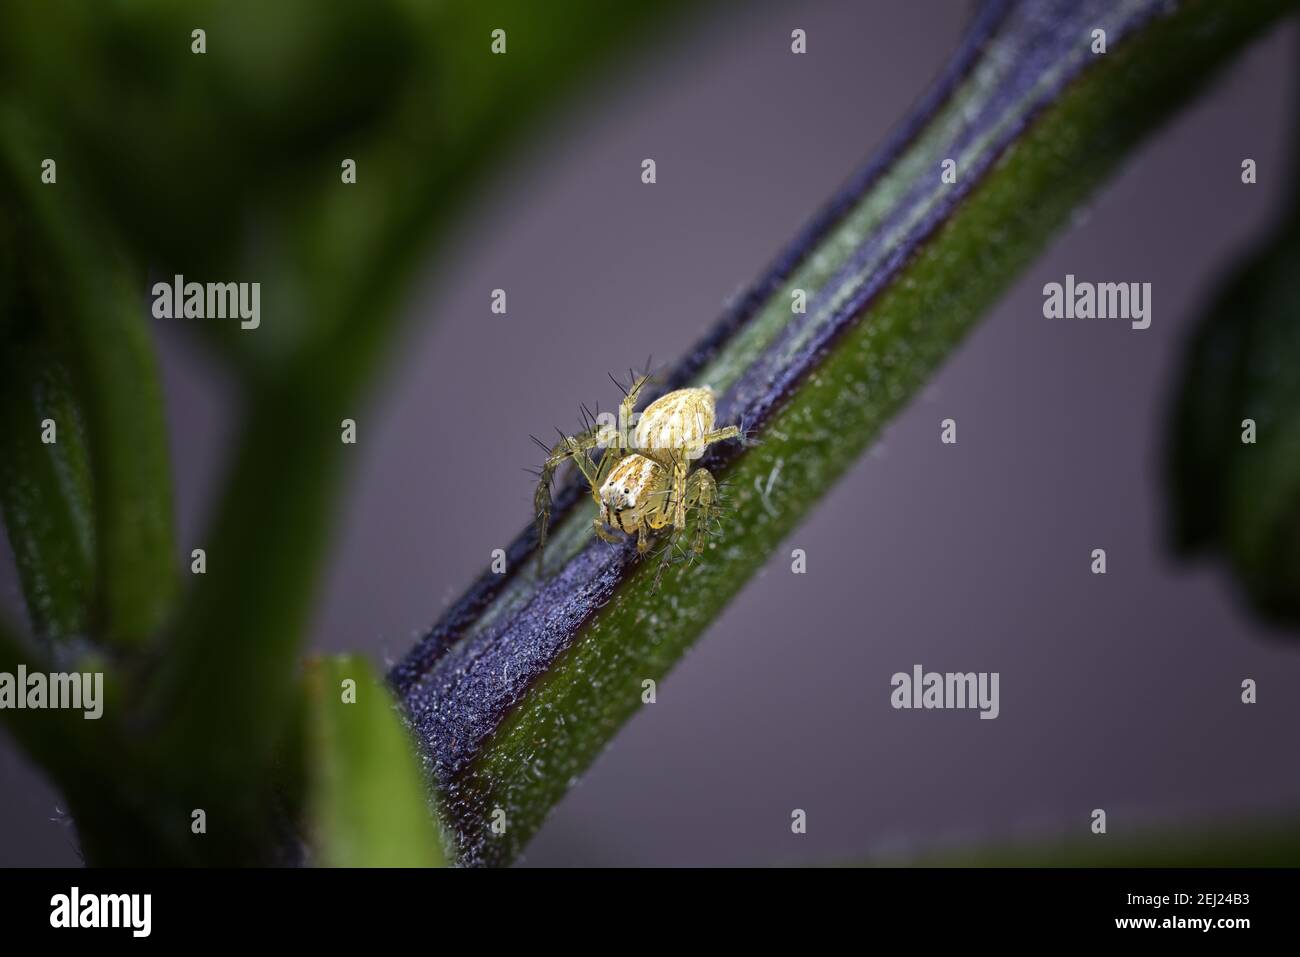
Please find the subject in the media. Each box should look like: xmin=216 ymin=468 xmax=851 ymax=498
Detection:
xmin=0 ymin=0 xmax=694 ymax=866
xmin=393 ymin=0 xmax=1300 ymax=865
xmin=0 ymin=616 xmax=98 ymax=789
xmin=0 ymin=615 xmax=191 ymax=869
xmin=0 ymin=111 xmax=177 ymax=647
xmin=0 ymin=316 xmax=95 ymax=642
xmin=305 ymin=655 xmax=447 ymax=868
xmin=1167 ymin=224 xmax=1300 ymax=627
xmin=0 ymin=0 xmax=424 ymax=272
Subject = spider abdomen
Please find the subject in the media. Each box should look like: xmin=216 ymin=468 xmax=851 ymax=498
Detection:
xmin=634 ymin=387 xmax=715 ymax=463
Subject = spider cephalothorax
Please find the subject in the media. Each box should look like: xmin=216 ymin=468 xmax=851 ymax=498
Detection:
xmin=534 ymin=375 xmax=740 ymax=579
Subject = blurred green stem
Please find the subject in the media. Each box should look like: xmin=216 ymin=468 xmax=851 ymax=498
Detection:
xmin=0 ymin=329 xmax=95 ymax=644
xmin=0 ymin=112 xmax=177 ymax=648
xmin=305 ymin=655 xmax=447 ymax=867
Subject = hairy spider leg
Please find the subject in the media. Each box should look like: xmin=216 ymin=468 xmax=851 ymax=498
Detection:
xmin=648 ymin=465 xmax=722 ymax=592
xmin=534 ymin=424 xmax=620 ymax=570
xmin=643 ymin=421 xmax=740 ymax=590
xmin=592 ymin=516 xmax=623 ymax=544
xmin=617 ymin=373 xmax=651 ymax=447
xmin=670 ymin=452 xmax=691 ymax=528
xmin=683 ymin=467 xmax=719 ymax=563
xmin=671 ymin=424 xmax=741 ymax=525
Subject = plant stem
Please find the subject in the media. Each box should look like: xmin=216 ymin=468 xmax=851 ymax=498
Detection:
xmin=394 ymin=0 xmax=1300 ymax=866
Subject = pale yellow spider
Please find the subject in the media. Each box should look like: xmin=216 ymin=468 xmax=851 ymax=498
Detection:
xmin=534 ymin=375 xmax=741 ymax=575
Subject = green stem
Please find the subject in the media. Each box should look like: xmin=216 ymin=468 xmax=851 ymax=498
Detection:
xmin=398 ymin=0 xmax=1300 ymax=865
xmin=0 ymin=111 xmax=177 ymax=648
xmin=0 ymin=329 xmax=95 ymax=643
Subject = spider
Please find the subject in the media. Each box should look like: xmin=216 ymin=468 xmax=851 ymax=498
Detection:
xmin=533 ymin=374 xmax=741 ymax=579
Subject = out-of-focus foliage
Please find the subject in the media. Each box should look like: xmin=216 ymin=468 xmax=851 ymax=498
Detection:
xmin=0 ymin=0 xmax=691 ymax=865
xmin=1167 ymin=220 xmax=1300 ymax=628
xmin=0 ymin=330 xmax=94 ymax=644
xmin=305 ymin=656 xmax=447 ymax=868
xmin=0 ymin=124 xmax=177 ymax=649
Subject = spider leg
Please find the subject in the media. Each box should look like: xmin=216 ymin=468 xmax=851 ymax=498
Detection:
xmin=699 ymin=424 xmax=742 ymax=450
xmin=533 ymin=425 xmax=608 ymax=572
xmin=591 ymin=436 xmax=625 ymax=490
xmin=619 ymin=372 xmax=652 ymax=449
xmin=670 ymin=452 xmax=690 ymax=529
xmin=683 ymin=467 xmax=719 ymax=565
xmin=651 ymin=537 xmax=674 ymax=593
xmin=650 ymin=530 xmax=693 ymax=593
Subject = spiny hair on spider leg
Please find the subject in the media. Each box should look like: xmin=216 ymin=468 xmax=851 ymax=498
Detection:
xmin=735 ymin=416 xmax=763 ymax=446
xmin=667 ymin=536 xmax=695 ymax=559
xmin=616 ymin=361 xmax=642 ymax=390
xmin=691 ymin=523 xmax=722 ymax=543
xmin=647 ymin=538 xmax=677 ymax=561
xmin=607 ymin=360 xmax=657 ymax=398
xmin=669 ymin=549 xmax=697 ymax=569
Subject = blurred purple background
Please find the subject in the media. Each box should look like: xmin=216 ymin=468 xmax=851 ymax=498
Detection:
xmin=3 ymin=1 xmax=1299 ymax=866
